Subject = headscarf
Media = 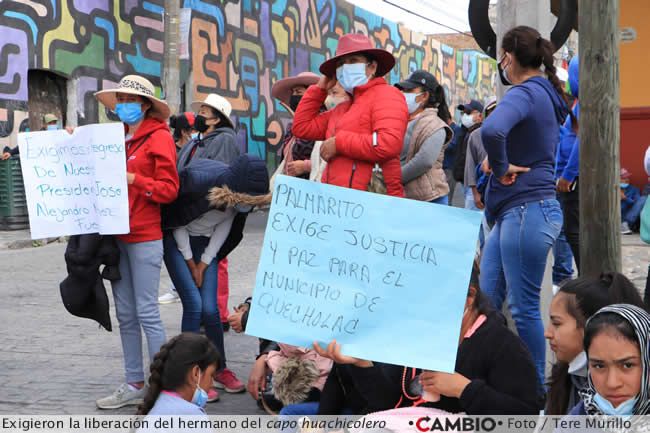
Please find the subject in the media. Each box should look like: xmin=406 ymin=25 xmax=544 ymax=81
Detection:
xmin=580 ymin=304 xmax=650 ymax=416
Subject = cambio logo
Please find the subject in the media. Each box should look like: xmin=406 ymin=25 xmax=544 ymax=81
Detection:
xmin=409 ymin=416 xmax=499 ymax=432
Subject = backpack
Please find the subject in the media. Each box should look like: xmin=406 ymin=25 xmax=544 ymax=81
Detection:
xmin=452 ymin=123 xmax=481 ymax=183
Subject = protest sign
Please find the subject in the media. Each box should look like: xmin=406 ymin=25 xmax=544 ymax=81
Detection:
xmin=18 ymin=123 xmax=129 ymax=239
xmin=245 ymin=175 xmax=483 ymax=372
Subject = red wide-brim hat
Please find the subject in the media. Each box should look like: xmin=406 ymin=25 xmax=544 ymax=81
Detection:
xmin=319 ymin=33 xmax=396 ymax=78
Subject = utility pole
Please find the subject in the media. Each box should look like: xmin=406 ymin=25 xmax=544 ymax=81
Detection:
xmin=163 ymin=0 xmax=180 ymax=115
xmin=495 ymin=0 xmax=552 ymax=99
xmin=579 ymin=0 xmax=621 ymax=275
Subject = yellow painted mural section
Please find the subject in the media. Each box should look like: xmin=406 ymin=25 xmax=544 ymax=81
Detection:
xmin=620 ymin=0 xmax=650 ymax=107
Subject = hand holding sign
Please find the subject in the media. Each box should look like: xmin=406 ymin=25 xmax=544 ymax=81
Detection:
xmin=18 ymin=123 xmax=129 ymax=239
xmin=313 ymin=340 xmax=373 ymax=368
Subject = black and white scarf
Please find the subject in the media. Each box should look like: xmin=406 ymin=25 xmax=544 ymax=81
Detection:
xmin=578 ymin=304 xmax=650 ymax=432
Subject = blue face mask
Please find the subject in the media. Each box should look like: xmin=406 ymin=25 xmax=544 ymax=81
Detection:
xmin=336 ymin=63 xmax=369 ymax=94
xmin=594 ymin=393 xmax=637 ymax=416
xmin=191 ymin=371 xmax=208 ymax=408
xmin=46 ymin=124 xmax=59 ymax=131
xmin=621 ymin=183 xmax=630 ymax=189
xmin=404 ymin=92 xmax=423 ymax=114
xmin=115 ymin=102 xmax=145 ymax=125
xmin=191 ymin=132 xmax=199 ymax=140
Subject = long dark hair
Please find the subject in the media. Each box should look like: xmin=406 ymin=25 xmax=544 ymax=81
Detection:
xmin=501 ymin=26 xmax=576 ymax=125
xmin=545 ymin=273 xmax=646 ymax=415
xmin=468 ymin=259 xmax=492 ymax=316
xmin=137 ymin=333 xmax=221 ymax=415
xmin=419 ymin=82 xmax=451 ymax=124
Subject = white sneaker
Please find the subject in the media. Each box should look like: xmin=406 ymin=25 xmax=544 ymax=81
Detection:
xmin=158 ymin=291 xmax=180 ymax=304
xmin=96 ymin=383 xmax=146 ymax=409
xmin=621 ymin=222 xmax=633 ymax=235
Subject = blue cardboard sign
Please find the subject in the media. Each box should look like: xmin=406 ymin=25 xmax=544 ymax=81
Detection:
xmin=245 ymin=175 xmax=482 ymax=372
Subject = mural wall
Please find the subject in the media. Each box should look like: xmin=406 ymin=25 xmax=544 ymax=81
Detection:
xmin=0 ymin=0 xmax=496 ymax=166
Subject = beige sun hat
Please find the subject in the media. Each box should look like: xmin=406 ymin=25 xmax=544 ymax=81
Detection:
xmin=271 ymin=72 xmax=319 ymax=105
xmin=94 ymin=75 xmax=170 ymax=120
xmin=191 ymin=94 xmax=235 ymax=128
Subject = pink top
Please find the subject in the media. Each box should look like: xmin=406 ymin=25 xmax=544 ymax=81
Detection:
xmin=464 ymin=314 xmax=487 ymax=339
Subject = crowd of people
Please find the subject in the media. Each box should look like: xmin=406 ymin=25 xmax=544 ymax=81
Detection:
xmin=7 ymin=24 xmax=649 ymax=425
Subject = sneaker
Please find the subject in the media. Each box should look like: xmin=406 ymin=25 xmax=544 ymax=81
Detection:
xmin=621 ymin=222 xmax=633 ymax=235
xmin=96 ymin=383 xmax=145 ymax=409
xmin=214 ymin=368 xmax=245 ymax=393
xmin=158 ymin=291 xmax=180 ymax=304
xmin=207 ymin=387 xmax=220 ymax=403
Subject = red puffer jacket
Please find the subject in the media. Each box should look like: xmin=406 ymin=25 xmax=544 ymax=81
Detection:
xmin=292 ymin=78 xmax=408 ymax=196
xmin=120 ymin=117 xmax=179 ymax=243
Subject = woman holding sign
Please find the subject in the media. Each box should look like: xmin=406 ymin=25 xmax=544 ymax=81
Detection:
xmin=94 ymin=75 xmax=179 ymax=410
xmin=291 ymin=33 xmax=408 ymax=197
xmin=479 ymin=26 xmax=570 ymax=388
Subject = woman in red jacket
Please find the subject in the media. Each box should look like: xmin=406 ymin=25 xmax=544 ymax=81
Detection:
xmin=292 ymin=33 xmax=408 ymax=197
xmin=94 ymin=75 xmax=179 ymax=409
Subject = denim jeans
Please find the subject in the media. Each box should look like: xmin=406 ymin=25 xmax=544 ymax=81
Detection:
xmin=163 ymin=232 xmax=226 ymax=367
xmin=623 ymin=196 xmax=647 ymax=227
xmin=431 ymin=195 xmax=449 ymax=205
xmin=112 ymin=239 xmax=166 ymax=383
xmin=479 ymin=199 xmax=563 ymax=387
xmin=464 ymin=186 xmax=480 ymax=211
xmin=552 ymin=229 xmax=574 ymax=285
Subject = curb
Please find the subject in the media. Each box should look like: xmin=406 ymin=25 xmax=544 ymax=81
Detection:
xmin=1 ymin=236 xmax=67 ymax=250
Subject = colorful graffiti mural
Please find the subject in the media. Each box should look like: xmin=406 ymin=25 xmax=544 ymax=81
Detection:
xmin=0 ymin=0 xmax=496 ymax=166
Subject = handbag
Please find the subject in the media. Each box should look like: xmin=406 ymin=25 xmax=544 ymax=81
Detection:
xmin=640 ymin=198 xmax=650 ymax=244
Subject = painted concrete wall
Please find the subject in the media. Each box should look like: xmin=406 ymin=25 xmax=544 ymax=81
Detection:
xmin=0 ymin=0 xmax=497 ymax=166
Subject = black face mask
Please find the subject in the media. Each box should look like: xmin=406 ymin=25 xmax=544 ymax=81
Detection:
xmin=194 ymin=115 xmax=209 ymax=133
xmin=289 ymin=95 xmax=302 ymax=112
xmin=497 ymin=57 xmax=512 ymax=86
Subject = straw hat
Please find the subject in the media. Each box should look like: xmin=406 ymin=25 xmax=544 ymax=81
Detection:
xmin=271 ymin=72 xmax=320 ymax=105
xmin=191 ymin=94 xmax=235 ymax=128
xmin=319 ymin=33 xmax=396 ymax=78
xmin=95 ymin=75 xmax=170 ymax=120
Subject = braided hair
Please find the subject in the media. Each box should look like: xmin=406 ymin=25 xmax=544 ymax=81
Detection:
xmin=501 ymin=26 xmax=576 ymax=126
xmin=137 ymin=333 xmax=221 ymax=415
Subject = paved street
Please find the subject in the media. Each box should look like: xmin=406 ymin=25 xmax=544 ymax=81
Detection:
xmin=0 ymin=211 xmax=269 ymax=415
xmin=0 ymin=204 xmax=648 ymax=415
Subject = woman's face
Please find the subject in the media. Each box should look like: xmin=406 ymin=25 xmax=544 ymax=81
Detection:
xmin=291 ymin=86 xmax=307 ymax=96
xmin=337 ymin=54 xmax=378 ymax=78
xmin=116 ymin=93 xmax=151 ymax=111
xmin=545 ymin=292 xmax=584 ymax=363
xmin=588 ymin=330 xmax=642 ymax=408
xmin=402 ymin=87 xmax=427 ymax=106
xmin=198 ymin=105 xmax=220 ymax=129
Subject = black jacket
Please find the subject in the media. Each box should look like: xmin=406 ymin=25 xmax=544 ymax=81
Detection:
xmin=59 ymin=234 xmax=121 ymax=331
xmin=453 ymin=123 xmax=482 ymax=183
xmin=317 ymin=362 xmax=404 ymax=415
xmin=418 ymin=311 xmax=543 ymax=414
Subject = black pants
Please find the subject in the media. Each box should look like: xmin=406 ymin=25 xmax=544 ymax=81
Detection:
xmin=559 ymin=180 xmax=580 ymax=274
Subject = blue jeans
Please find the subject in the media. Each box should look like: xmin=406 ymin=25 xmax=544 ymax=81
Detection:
xmin=431 ymin=195 xmax=449 ymax=205
xmin=464 ymin=186 xmax=480 ymax=211
xmin=279 ymin=402 xmax=320 ymax=416
xmin=479 ymin=199 xmax=563 ymax=387
xmin=163 ymin=233 xmax=226 ymax=367
xmin=552 ymin=229 xmax=574 ymax=285
xmin=623 ymin=196 xmax=647 ymax=227
xmin=112 ymin=239 xmax=166 ymax=383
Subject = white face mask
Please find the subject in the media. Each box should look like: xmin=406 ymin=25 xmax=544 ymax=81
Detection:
xmin=461 ymin=113 xmax=475 ymax=129
xmin=404 ymin=92 xmax=423 ymax=115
